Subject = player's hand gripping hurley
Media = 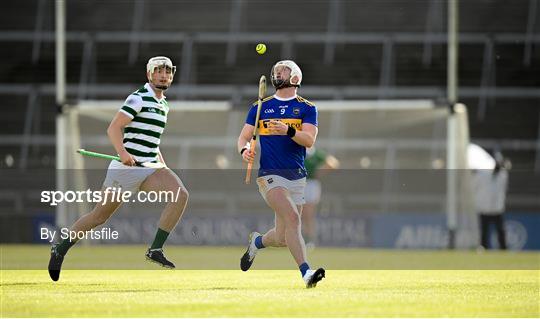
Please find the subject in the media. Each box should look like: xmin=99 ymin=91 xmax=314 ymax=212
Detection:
xmin=245 ymin=75 xmax=267 ymax=184
xmin=77 ymin=149 xmax=167 ymax=169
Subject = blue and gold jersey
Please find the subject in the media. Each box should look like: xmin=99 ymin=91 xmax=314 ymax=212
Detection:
xmin=245 ymin=95 xmax=318 ymax=180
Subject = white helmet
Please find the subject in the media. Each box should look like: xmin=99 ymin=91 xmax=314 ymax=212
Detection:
xmin=146 ymin=56 xmax=176 ymax=90
xmin=147 ymin=56 xmax=176 ymax=74
xmin=271 ymin=60 xmax=302 ymax=89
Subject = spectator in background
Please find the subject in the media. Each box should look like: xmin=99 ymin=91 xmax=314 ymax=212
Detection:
xmin=468 ymin=144 xmax=510 ymax=250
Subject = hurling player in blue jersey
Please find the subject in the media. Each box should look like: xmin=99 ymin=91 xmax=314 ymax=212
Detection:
xmin=237 ymin=60 xmax=325 ymax=288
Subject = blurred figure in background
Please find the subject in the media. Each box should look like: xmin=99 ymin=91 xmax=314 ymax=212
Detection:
xmin=302 ymin=147 xmax=340 ymax=249
xmin=468 ymin=144 xmax=511 ymax=250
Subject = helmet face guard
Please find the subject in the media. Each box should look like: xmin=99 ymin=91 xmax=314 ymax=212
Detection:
xmin=271 ymin=60 xmax=302 ymax=89
xmin=146 ymin=56 xmax=176 ymax=90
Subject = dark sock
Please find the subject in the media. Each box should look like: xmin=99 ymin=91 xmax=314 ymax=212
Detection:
xmin=150 ymin=228 xmax=170 ymax=250
xmin=254 ymin=235 xmax=265 ymax=249
xmin=299 ymin=262 xmax=310 ymax=277
xmin=56 ymin=239 xmax=76 ymax=256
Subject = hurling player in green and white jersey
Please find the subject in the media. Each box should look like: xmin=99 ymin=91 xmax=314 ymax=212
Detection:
xmin=48 ymin=57 xmax=189 ymax=281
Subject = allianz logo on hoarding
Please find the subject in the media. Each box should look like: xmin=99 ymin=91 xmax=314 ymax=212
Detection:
xmin=394 ymin=220 xmax=528 ymax=250
xmin=395 ymin=225 xmax=448 ymax=249
xmin=493 ymin=220 xmax=528 ymax=250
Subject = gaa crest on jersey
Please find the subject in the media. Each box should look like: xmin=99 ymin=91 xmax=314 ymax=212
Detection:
xmin=126 ymin=97 xmax=137 ymax=105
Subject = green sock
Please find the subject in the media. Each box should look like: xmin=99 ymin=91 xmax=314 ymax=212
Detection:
xmin=56 ymin=238 xmax=76 ymax=256
xmin=150 ymin=228 xmax=170 ymax=250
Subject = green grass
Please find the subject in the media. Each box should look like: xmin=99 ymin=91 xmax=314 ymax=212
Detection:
xmin=2 ymin=244 xmax=539 ymax=270
xmin=1 ymin=245 xmax=539 ymax=317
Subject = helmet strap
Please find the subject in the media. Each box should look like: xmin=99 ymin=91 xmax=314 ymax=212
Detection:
xmin=272 ymin=78 xmax=299 ymax=89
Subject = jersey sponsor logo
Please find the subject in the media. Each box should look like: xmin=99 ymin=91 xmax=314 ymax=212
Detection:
xmin=258 ymin=118 xmax=302 ymax=135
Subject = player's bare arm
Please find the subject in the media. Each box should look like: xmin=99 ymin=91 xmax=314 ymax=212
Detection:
xmin=238 ymin=123 xmax=256 ymax=162
xmin=323 ymin=154 xmax=340 ymax=169
xmin=267 ymin=120 xmax=318 ymax=148
xmin=107 ymin=111 xmax=136 ymax=166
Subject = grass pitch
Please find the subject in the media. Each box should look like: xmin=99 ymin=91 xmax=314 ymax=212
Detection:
xmin=1 ymin=245 xmax=539 ymax=317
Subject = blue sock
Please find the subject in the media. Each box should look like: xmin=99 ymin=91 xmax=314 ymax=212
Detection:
xmin=254 ymin=235 xmax=265 ymax=249
xmin=299 ymin=262 xmax=310 ymax=277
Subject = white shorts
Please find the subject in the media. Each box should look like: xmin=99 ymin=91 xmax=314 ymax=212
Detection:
xmin=102 ymin=160 xmax=158 ymax=193
xmin=304 ymin=179 xmax=322 ymax=204
xmin=256 ymin=175 xmax=306 ymax=206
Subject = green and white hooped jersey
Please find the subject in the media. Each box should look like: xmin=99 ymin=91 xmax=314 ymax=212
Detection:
xmin=119 ymin=83 xmax=169 ymax=163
